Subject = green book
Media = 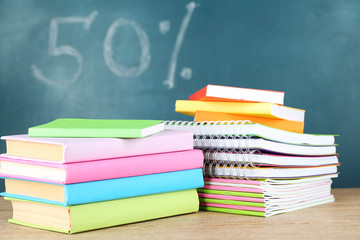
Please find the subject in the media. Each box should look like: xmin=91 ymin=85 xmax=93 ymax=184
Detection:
xmin=199 ymin=198 xmax=266 ymax=207
xmin=197 ymin=188 xmax=265 ymax=198
xmin=199 ymin=206 xmax=266 ymax=217
xmin=28 ymin=118 xmax=164 ymax=138
xmin=6 ymin=189 xmax=199 ymax=234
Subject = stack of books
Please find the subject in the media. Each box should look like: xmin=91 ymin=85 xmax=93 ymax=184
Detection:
xmin=165 ymin=84 xmax=339 ymax=217
xmin=0 ymin=119 xmax=204 ymax=233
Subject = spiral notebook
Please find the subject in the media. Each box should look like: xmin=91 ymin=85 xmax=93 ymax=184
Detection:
xmin=194 ymin=138 xmax=336 ymax=156
xmin=165 ymin=120 xmax=338 ymax=179
xmin=203 ymin=151 xmax=339 ymax=166
xmin=164 ymin=121 xmax=335 ymax=146
xmin=203 ymin=164 xmax=338 ymax=179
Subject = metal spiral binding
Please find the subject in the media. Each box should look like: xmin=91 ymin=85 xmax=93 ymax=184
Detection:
xmin=164 ymin=120 xmax=256 ymax=180
xmin=203 ymin=148 xmax=213 ymax=178
xmin=164 ymin=120 xmax=253 ymax=137
xmin=203 ymin=149 xmax=263 ymax=179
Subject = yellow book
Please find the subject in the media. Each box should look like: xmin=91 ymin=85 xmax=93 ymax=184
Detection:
xmin=176 ymin=100 xmax=305 ymax=121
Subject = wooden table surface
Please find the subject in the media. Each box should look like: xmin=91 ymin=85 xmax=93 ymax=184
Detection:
xmin=1 ymin=188 xmax=359 ymax=240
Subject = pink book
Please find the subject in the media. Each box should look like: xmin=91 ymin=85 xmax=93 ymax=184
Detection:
xmin=204 ymin=178 xmax=262 ymax=186
xmin=202 ymin=179 xmax=331 ymax=193
xmin=0 ymin=150 xmax=204 ymax=184
xmin=202 ymin=185 xmax=263 ymax=193
xmin=1 ymin=130 xmax=193 ymax=163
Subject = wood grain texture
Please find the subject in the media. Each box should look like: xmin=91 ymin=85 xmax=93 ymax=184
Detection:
xmin=0 ymin=188 xmax=359 ymax=240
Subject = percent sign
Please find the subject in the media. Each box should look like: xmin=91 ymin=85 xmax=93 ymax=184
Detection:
xmin=32 ymin=2 xmax=198 ymax=90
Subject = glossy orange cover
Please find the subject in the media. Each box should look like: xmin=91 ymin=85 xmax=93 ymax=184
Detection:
xmin=194 ymin=111 xmax=304 ymax=133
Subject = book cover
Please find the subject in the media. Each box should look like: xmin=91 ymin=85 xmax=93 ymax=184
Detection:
xmin=28 ymin=119 xmax=164 ymax=138
xmin=1 ymin=168 xmax=204 ymax=206
xmin=0 ymin=149 xmax=204 ymax=184
xmin=1 ymin=129 xmax=193 ymax=163
xmin=6 ymin=189 xmax=200 ymax=233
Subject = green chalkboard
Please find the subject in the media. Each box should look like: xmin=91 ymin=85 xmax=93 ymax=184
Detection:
xmin=1 ymin=0 xmax=359 ymax=191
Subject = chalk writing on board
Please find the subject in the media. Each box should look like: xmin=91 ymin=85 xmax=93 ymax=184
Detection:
xmin=104 ymin=19 xmax=151 ymax=77
xmin=159 ymin=20 xmax=170 ymax=35
xmin=180 ymin=67 xmax=192 ymax=80
xmin=32 ymin=11 xmax=98 ymax=86
xmin=163 ymin=2 xmax=198 ymax=89
xmin=31 ymin=2 xmax=198 ymax=89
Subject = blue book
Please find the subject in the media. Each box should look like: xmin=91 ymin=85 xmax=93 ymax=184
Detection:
xmin=1 ymin=168 xmax=204 ymax=206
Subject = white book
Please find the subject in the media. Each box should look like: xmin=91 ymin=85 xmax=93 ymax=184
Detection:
xmin=189 ymin=84 xmax=285 ymax=105
xmin=196 ymin=138 xmax=337 ymax=156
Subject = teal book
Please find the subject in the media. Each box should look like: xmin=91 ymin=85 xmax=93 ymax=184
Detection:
xmin=28 ymin=118 xmax=164 ymax=138
xmin=1 ymin=169 xmax=204 ymax=206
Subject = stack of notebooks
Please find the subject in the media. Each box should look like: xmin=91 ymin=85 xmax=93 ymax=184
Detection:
xmin=0 ymin=119 xmax=204 ymax=233
xmin=165 ymin=84 xmax=339 ymax=217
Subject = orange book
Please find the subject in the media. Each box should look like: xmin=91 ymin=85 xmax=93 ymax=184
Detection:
xmin=194 ymin=111 xmax=304 ymax=133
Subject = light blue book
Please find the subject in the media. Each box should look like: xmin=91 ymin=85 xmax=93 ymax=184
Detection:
xmin=1 ymin=168 xmax=204 ymax=206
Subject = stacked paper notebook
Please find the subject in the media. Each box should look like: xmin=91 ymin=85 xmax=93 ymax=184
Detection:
xmin=0 ymin=119 xmax=204 ymax=233
xmin=165 ymin=84 xmax=339 ymax=217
